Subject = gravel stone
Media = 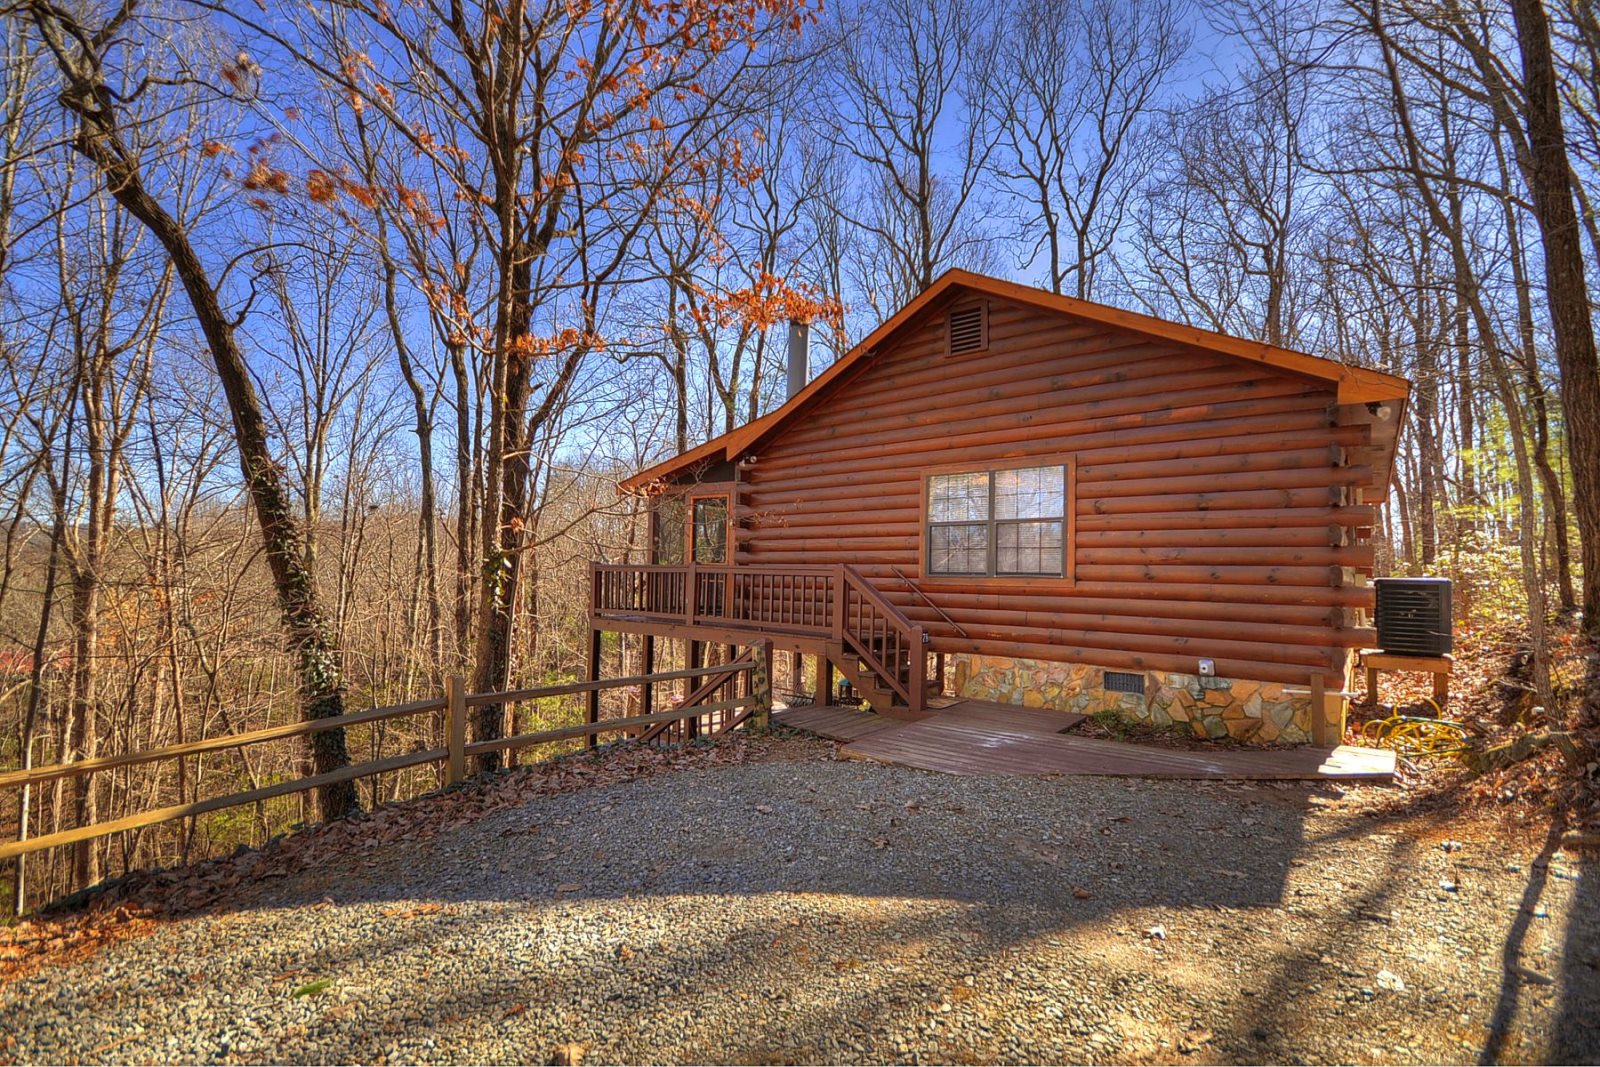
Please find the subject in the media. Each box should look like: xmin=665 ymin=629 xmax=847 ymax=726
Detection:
xmin=1 ymin=748 xmax=1595 ymax=1064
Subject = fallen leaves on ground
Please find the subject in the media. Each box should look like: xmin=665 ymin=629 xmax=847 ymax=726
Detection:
xmin=0 ymin=732 xmax=822 ymax=984
xmin=1343 ymin=618 xmax=1600 ymax=830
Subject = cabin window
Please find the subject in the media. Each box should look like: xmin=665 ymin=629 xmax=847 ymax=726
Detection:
xmin=692 ymin=495 xmax=730 ymax=564
xmin=926 ymin=464 xmax=1067 ymax=577
xmin=652 ymin=496 xmax=686 ymax=565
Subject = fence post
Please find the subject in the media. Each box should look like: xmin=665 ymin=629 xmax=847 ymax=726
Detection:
xmin=586 ymin=628 xmax=603 ymax=749
xmin=752 ymin=639 xmax=773 ymax=729
xmin=446 ymin=675 xmax=467 ymax=786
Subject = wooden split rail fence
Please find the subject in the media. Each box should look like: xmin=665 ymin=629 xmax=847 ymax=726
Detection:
xmin=0 ymin=654 xmax=771 ymax=865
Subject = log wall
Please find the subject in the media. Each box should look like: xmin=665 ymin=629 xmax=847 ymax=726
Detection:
xmin=734 ymin=293 xmax=1375 ymax=687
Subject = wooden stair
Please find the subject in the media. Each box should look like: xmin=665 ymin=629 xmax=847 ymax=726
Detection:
xmin=828 ymin=638 xmax=930 ymax=720
xmin=828 ymin=567 xmax=931 ymax=718
xmin=638 ymin=649 xmax=755 ymax=745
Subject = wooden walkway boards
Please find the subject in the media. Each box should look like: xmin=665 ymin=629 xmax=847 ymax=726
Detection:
xmin=776 ymin=698 xmax=1088 ymax=743
xmin=842 ymin=719 xmax=1395 ymax=781
xmin=778 ymin=698 xmax=1395 ymax=782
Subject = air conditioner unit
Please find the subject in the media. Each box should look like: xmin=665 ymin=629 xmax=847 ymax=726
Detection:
xmin=1374 ymin=578 xmax=1452 ymax=657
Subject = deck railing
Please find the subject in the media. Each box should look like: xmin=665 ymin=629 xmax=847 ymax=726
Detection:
xmin=592 ymin=562 xmax=838 ymax=637
xmin=0 ymin=658 xmax=767 ymax=867
xmin=591 ymin=562 xmax=926 ymax=710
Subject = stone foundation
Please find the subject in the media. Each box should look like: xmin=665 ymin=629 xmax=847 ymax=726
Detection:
xmin=950 ymin=654 xmax=1314 ymax=743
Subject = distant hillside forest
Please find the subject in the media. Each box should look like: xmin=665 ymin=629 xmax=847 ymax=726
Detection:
xmin=2 ymin=0 xmax=1598 ymax=912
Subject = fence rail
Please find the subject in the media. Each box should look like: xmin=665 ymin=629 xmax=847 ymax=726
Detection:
xmin=0 ymin=657 xmax=768 ymax=865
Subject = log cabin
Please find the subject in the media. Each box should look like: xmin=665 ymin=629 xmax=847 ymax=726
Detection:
xmin=590 ymin=270 xmax=1410 ymax=747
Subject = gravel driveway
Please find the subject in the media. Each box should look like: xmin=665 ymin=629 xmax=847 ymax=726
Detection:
xmin=2 ymin=742 xmax=1595 ymax=1065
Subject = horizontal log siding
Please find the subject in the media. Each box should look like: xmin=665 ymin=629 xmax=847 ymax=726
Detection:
xmin=739 ymin=296 xmax=1369 ymax=686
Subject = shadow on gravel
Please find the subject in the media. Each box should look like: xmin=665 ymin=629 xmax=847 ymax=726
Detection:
xmin=1480 ymin=822 xmax=1565 ymax=1065
xmin=14 ymin=758 xmax=1596 ymax=1065
xmin=1549 ymin=847 xmax=1599 ymax=1064
xmin=276 ymin=899 xmax=1026 ymax=1063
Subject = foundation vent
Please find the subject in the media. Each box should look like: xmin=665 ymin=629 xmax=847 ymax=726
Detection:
xmin=1103 ymin=670 xmax=1145 ymax=695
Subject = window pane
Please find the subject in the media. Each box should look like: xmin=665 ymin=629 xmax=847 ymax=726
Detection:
xmin=997 ymin=520 xmax=1064 ymax=575
xmin=653 ymin=497 xmax=685 ymax=565
xmin=994 ymin=465 xmax=1065 ymax=520
xmin=928 ymin=472 xmax=990 ymax=523
xmin=692 ymin=497 xmax=728 ymax=563
xmin=930 ymin=523 xmax=989 ymax=574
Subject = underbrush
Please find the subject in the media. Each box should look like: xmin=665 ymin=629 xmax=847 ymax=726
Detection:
xmin=1348 ymin=616 xmax=1599 ymax=835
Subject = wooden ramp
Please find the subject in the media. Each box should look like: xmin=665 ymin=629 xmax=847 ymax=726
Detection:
xmin=839 ymin=717 xmax=1396 ymax=781
xmin=774 ymin=704 xmax=899 ymax=742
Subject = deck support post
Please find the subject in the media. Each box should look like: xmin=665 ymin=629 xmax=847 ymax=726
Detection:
xmin=641 ymin=635 xmax=656 ymax=716
xmin=909 ymin=626 xmax=927 ymax=714
xmin=586 ymin=628 xmax=602 ymax=748
xmin=814 ymin=655 xmax=833 ymax=707
xmin=752 ymin=639 xmax=773 ymax=729
xmin=687 ymin=640 xmax=702 ymax=739
xmin=1309 ymin=674 xmax=1327 ymax=746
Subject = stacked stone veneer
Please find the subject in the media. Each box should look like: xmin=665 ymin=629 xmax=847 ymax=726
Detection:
xmin=951 ymin=655 xmax=1313 ymax=743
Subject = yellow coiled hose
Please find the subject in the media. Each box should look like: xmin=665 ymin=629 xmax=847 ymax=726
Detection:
xmin=1359 ymin=704 xmax=1471 ymax=759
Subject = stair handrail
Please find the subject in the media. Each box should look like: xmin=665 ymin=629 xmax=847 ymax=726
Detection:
xmin=838 ymin=564 xmax=927 ymax=708
xmin=890 ymin=565 xmax=968 ymax=639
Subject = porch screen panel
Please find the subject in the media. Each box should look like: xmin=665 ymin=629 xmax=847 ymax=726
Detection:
xmin=692 ymin=496 xmax=729 ymax=564
xmin=653 ymin=496 xmax=686 ymax=565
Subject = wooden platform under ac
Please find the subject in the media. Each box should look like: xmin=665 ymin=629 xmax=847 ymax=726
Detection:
xmin=775 ymin=700 xmax=1395 ymax=782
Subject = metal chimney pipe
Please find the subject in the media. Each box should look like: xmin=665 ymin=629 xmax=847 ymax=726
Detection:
xmin=785 ymin=318 xmax=809 ymax=400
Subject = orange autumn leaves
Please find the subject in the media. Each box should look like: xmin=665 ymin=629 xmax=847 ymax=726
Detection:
xmin=198 ymin=0 xmax=832 ymax=357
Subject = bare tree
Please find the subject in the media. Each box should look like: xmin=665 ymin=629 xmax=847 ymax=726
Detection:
xmin=982 ymin=0 xmax=1188 ymax=297
xmin=1507 ymin=0 xmax=1600 ymax=649
xmin=822 ymin=0 xmax=996 ymax=313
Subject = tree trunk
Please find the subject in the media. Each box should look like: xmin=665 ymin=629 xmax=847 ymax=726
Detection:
xmin=1508 ymin=0 xmax=1600 ymax=654
xmin=33 ymin=7 xmax=360 ymax=819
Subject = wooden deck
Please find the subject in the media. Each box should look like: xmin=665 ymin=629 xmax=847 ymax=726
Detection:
xmin=777 ymin=699 xmax=1395 ymax=782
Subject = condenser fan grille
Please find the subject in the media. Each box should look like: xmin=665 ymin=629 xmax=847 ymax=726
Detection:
xmin=1374 ymin=578 xmax=1452 ymax=657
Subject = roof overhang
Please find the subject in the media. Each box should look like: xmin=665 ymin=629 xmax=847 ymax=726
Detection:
xmin=621 ymin=269 xmax=1412 ymax=493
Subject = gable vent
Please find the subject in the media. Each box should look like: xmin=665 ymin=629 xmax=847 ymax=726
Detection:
xmin=947 ymin=303 xmax=987 ymax=355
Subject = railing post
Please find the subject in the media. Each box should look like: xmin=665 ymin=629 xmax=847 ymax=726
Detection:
xmin=446 ymin=675 xmax=467 ymax=786
xmin=909 ymin=627 xmax=927 ymax=714
xmin=686 ymin=563 xmax=697 ymax=626
xmin=832 ymin=564 xmax=846 ymax=641
xmin=752 ymin=639 xmax=773 ymax=729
